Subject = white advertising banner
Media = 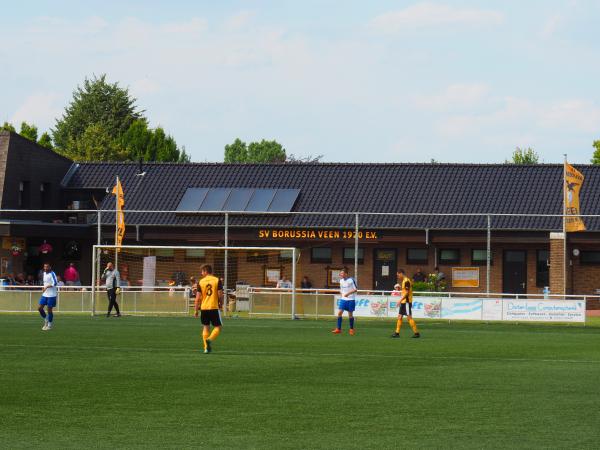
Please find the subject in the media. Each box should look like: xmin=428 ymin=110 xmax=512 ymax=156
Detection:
xmin=441 ymin=298 xmax=482 ymax=320
xmin=142 ymin=256 xmax=156 ymax=291
xmin=503 ymin=299 xmax=585 ymax=323
xmin=482 ymin=298 xmax=503 ymax=321
xmin=332 ymin=295 xmax=585 ymax=323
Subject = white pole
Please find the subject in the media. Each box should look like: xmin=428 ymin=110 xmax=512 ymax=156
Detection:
xmin=563 ymin=155 xmax=567 ymax=296
xmin=91 ymin=245 xmax=96 ymax=317
xmin=486 ymin=215 xmax=491 ymax=295
xmin=354 ymin=213 xmax=359 ymax=285
xmin=291 ymin=247 xmax=297 ymax=320
xmin=224 ymin=213 xmax=229 ymax=314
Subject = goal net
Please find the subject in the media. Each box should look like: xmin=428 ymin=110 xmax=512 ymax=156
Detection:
xmin=91 ymin=245 xmax=298 ymax=316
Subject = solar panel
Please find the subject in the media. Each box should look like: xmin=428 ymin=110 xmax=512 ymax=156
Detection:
xmin=176 ymin=187 xmax=300 ymax=213
xmin=223 ymin=188 xmax=254 ymax=211
xmin=199 ymin=188 xmax=231 ymax=211
xmin=246 ymin=189 xmax=276 ymax=211
xmin=269 ymin=189 xmax=300 ymax=212
xmin=176 ymin=188 xmax=209 ymax=211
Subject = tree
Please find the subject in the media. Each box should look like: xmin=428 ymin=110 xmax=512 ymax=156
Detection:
xmin=52 ymin=74 xmax=142 ymax=158
xmin=591 ymin=140 xmax=600 ymax=165
xmin=224 ymin=138 xmax=286 ymax=163
xmin=71 ymin=123 xmax=127 ymax=162
xmin=1 ymin=122 xmax=15 ymax=132
xmin=53 ymin=74 xmax=188 ymax=162
xmin=248 ymin=140 xmax=286 ymax=163
xmin=38 ymin=132 xmax=53 ymax=149
xmin=19 ymin=121 xmax=38 ymax=142
xmin=507 ymin=147 xmax=539 ymax=164
xmin=224 ymin=138 xmax=248 ymax=163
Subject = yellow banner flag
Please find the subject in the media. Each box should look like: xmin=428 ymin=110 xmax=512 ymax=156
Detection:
xmin=564 ymin=162 xmax=586 ymax=232
xmin=112 ymin=179 xmax=126 ymax=248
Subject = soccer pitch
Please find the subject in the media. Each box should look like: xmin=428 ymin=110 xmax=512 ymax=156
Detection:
xmin=1 ymin=316 xmax=600 ymax=449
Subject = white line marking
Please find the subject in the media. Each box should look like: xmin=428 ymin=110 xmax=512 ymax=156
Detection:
xmin=1 ymin=343 xmax=598 ymax=365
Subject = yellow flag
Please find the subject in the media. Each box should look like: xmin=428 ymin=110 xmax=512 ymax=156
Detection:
xmin=112 ymin=179 xmax=126 ymax=249
xmin=564 ymin=162 xmax=586 ymax=232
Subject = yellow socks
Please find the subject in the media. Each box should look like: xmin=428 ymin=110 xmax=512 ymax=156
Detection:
xmin=408 ymin=318 xmax=419 ymax=334
xmin=395 ymin=318 xmax=402 ymax=333
xmin=202 ymin=329 xmax=210 ymax=350
xmin=208 ymin=327 xmax=221 ymax=341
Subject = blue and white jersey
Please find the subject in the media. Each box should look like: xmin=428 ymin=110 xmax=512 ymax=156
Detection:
xmin=42 ymin=271 xmax=58 ymax=297
xmin=339 ymin=277 xmax=357 ymax=300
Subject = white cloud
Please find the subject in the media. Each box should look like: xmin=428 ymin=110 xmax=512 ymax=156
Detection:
xmin=436 ymin=95 xmax=600 ymax=139
xmin=10 ymin=93 xmax=62 ymax=131
xmin=223 ymin=11 xmax=255 ymax=31
xmin=540 ymin=14 xmax=563 ymax=38
xmin=131 ymin=78 xmax=160 ymax=96
xmin=369 ymin=2 xmax=504 ymax=33
xmin=413 ymin=83 xmax=490 ymax=111
xmin=161 ymin=17 xmax=207 ymax=34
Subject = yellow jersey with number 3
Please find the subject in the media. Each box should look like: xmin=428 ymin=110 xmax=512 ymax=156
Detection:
xmin=198 ymin=275 xmax=223 ymax=310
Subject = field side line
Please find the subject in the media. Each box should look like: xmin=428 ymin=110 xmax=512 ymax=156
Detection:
xmin=1 ymin=343 xmax=599 ymax=365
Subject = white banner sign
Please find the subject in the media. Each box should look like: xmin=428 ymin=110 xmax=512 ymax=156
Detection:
xmin=142 ymin=256 xmax=156 ymax=291
xmin=503 ymin=299 xmax=586 ymax=322
xmin=332 ymin=295 xmax=585 ymax=323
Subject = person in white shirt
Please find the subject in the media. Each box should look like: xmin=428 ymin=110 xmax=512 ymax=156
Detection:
xmin=332 ymin=268 xmax=358 ymax=335
xmin=38 ymin=263 xmax=58 ymax=331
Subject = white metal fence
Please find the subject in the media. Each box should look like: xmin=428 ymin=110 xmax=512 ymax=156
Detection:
xmin=248 ymin=288 xmax=591 ymax=323
xmin=0 ymin=286 xmax=189 ymax=315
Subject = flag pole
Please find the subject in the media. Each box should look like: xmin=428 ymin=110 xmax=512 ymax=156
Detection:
xmin=563 ymin=155 xmax=567 ymax=296
xmin=115 ymin=175 xmax=119 ymax=272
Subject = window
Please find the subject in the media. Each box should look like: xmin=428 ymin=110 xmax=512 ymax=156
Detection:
xmin=155 ymin=248 xmax=175 ymax=262
xmin=40 ymin=183 xmax=51 ymax=209
xmin=580 ymin=251 xmax=600 ymax=265
xmin=311 ymin=247 xmax=332 ymax=263
xmin=439 ymin=249 xmax=460 ymax=265
xmin=471 ymin=249 xmax=491 ymax=265
xmin=279 ymin=250 xmax=293 ymax=262
xmin=343 ymin=247 xmax=364 ymax=264
xmin=407 ymin=248 xmax=428 ymax=265
xmin=536 ymin=250 xmax=549 ymax=287
xmin=19 ymin=181 xmax=30 ymax=208
xmin=247 ymin=251 xmax=269 ymax=263
xmin=185 ymin=248 xmax=206 ymax=261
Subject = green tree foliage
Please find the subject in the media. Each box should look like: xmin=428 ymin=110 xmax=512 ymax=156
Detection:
xmin=224 ymin=138 xmax=248 ymax=163
xmin=53 ymin=75 xmax=142 ymax=155
xmin=19 ymin=121 xmax=38 ymax=142
xmin=507 ymin=147 xmax=539 ymax=164
xmin=591 ymin=140 xmax=600 ymax=165
xmin=1 ymin=122 xmax=16 ymax=132
xmin=224 ymin=138 xmax=286 ymax=163
xmin=120 ymin=119 xmax=190 ymax=163
xmin=52 ymin=74 xmax=187 ymax=162
xmin=73 ymin=123 xmax=127 ymax=161
xmin=37 ymin=132 xmax=53 ymax=149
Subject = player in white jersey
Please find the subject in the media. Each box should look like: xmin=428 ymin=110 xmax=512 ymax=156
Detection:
xmin=332 ymin=268 xmax=358 ymax=335
xmin=38 ymin=263 xmax=58 ymax=330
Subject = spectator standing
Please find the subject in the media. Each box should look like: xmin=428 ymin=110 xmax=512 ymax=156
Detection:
xmin=63 ymin=263 xmax=81 ymax=287
xmin=413 ymin=268 xmax=426 ymax=282
xmin=300 ymin=276 xmax=313 ymax=290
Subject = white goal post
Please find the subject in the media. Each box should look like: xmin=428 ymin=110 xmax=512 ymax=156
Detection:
xmin=91 ymin=245 xmax=299 ymax=316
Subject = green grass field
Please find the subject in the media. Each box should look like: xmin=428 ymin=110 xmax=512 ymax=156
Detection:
xmin=1 ymin=315 xmax=600 ymax=449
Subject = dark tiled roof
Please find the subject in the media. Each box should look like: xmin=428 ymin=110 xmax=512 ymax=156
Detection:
xmin=63 ymin=162 xmax=600 ymax=231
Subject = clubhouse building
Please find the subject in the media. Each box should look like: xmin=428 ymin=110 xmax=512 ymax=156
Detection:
xmin=2 ymin=130 xmax=600 ymax=300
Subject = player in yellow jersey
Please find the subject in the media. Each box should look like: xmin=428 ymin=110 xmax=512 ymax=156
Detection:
xmin=194 ymin=264 xmax=224 ymax=354
xmin=391 ymin=269 xmax=420 ymax=338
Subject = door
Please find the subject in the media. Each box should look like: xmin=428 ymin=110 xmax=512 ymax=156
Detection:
xmin=373 ymin=248 xmax=397 ymax=291
xmin=503 ymin=250 xmax=527 ymax=294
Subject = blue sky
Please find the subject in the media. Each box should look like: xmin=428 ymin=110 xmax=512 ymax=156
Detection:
xmin=2 ymin=0 xmax=600 ymax=163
